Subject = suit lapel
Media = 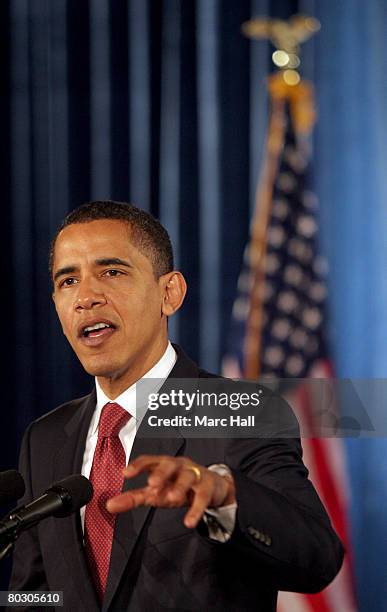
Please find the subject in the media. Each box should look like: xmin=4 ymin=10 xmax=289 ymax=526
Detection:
xmin=103 ymin=345 xmax=199 ymax=611
xmin=103 ymin=433 xmax=184 ymax=611
xmin=52 ymin=391 xmax=100 ymax=611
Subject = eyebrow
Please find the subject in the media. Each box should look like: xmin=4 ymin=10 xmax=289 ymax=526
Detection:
xmin=53 ymin=266 xmax=77 ymax=282
xmin=53 ymin=258 xmax=132 ymax=283
xmin=94 ymin=257 xmax=132 ymax=268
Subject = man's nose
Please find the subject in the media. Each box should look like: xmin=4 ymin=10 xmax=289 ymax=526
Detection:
xmin=74 ymin=279 xmax=107 ymax=310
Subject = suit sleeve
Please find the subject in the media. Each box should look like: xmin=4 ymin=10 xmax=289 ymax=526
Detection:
xmin=8 ymin=422 xmax=50 ymax=592
xmin=194 ymin=387 xmax=344 ymax=593
xmin=223 ymin=428 xmax=345 ymax=593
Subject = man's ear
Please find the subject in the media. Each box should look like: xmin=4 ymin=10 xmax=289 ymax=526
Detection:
xmin=160 ymin=271 xmax=187 ymax=316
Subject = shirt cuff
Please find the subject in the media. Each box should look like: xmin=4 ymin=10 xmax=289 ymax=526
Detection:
xmin=203 ymin=464 xmax=237 ymax=543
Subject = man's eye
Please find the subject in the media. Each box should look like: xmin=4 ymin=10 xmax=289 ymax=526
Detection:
xmin=104 ymin=269 xmax=123 ymax=277
xmin=60 ymin=277 xmax=77 ymax=287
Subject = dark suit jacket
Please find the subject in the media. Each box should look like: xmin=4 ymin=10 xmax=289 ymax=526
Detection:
xmin=9 ymin=346 xmax=344 ymax=611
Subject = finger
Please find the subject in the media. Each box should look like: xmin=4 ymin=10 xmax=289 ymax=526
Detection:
xmin=123 ymin=454 xmax=164 ymax=478
xmin=106 ymin=488 xmax=147 ymax=513
xmin=184 ymin=486 xmax=213 ymax=529
xmin=107 ymin=483 xmax=181 ymax=513
xmin=147 ymin=457 xmax=182 ymax=488
xmin=166 ymin=467 xmax=199 ymax=503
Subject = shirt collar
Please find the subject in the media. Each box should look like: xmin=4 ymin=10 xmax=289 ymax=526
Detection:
xmin=92 ymin=342 xmax=177 ymax=436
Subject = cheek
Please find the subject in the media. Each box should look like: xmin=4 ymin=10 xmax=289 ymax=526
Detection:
xmin=119 ymin=288 xmax=162 ymax=315
xmin=60 ymin=318 xmax=72 ymax=338
xmin=54 ymin=302 xmax=72 ymax=335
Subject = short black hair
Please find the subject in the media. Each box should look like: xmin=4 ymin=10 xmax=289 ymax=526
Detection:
xmin=49 ymin=200 xmax=174 ymax=279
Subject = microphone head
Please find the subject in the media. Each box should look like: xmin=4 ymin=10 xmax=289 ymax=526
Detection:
xmin=47 ymin=474 xmax=93 ymax=518
xmin=0 ymin=470 xmax=25 ymax=505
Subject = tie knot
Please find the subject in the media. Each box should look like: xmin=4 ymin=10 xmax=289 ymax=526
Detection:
xmin=98 ymin=402 xmax=129 ymax=438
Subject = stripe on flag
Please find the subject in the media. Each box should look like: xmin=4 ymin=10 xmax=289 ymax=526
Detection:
xmin=223 ymin=74 xmax=357 ymax=611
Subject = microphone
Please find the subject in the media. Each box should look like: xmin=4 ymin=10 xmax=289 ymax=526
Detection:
xmin=0 ymin=470 xmax=25 ymax=505
xmin=0 ymin=474 xmax=93 ymax=550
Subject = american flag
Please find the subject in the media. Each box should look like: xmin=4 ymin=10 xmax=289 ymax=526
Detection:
xmin=223 ymin=77 xmax=357 ymax=612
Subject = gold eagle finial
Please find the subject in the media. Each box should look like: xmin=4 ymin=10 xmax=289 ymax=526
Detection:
xmin=242 ymin=14 xmax=320 ymax=85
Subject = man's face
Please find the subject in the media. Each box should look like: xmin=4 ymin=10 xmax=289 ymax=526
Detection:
xmin=52 ymin=219 xmax=169 ymax=391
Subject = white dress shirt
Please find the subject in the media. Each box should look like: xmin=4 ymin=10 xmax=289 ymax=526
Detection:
xmin=80 ymin=342 xmax=236 ymax=540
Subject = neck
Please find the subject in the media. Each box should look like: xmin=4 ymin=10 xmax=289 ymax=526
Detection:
xmin=97 ymin=339 xmax=169 ymax=399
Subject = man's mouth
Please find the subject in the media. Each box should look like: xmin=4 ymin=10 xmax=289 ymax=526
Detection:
xmin=78 ymin=320 xmax=116 ymax=346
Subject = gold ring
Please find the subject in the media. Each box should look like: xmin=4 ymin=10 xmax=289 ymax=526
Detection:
xmin=185 ymin=465 xmax=201 ymax=483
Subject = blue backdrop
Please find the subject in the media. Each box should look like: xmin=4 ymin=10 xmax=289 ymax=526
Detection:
xmin=0 ymin=1 xmax=386 ymax=609
xmin=314 ymin=1 xmax=387 ymax=610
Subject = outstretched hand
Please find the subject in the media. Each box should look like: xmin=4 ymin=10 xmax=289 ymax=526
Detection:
xmin=106 ymin=454 xmax=236 ymax=528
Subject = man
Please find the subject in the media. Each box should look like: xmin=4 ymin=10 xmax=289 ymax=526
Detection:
xmin=10 ymin=201 xmax=343 ymax=611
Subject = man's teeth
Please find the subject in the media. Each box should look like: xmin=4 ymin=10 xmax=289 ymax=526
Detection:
xmin=84 ymin=322 xmax=111 ymax=334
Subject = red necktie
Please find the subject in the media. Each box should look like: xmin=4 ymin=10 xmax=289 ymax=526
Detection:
xmin=84 ymin=402 xmax=130 ymax=602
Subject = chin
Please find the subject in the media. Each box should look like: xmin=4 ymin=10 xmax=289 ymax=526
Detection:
xmin=79 ymin=356 xmax=119 ymax=379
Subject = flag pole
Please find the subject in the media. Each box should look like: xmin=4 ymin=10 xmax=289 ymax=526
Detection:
xmin=242 ymin=14 xmax=319 ymax=378
xmin=244 ymin=87 xmax=286 ymax=378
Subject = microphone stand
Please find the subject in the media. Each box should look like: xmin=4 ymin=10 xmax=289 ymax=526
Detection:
xmin=0 ymin=540 xmax=14 ymax=561
xmin=0 ymin=510 xmax=23 ymax=561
